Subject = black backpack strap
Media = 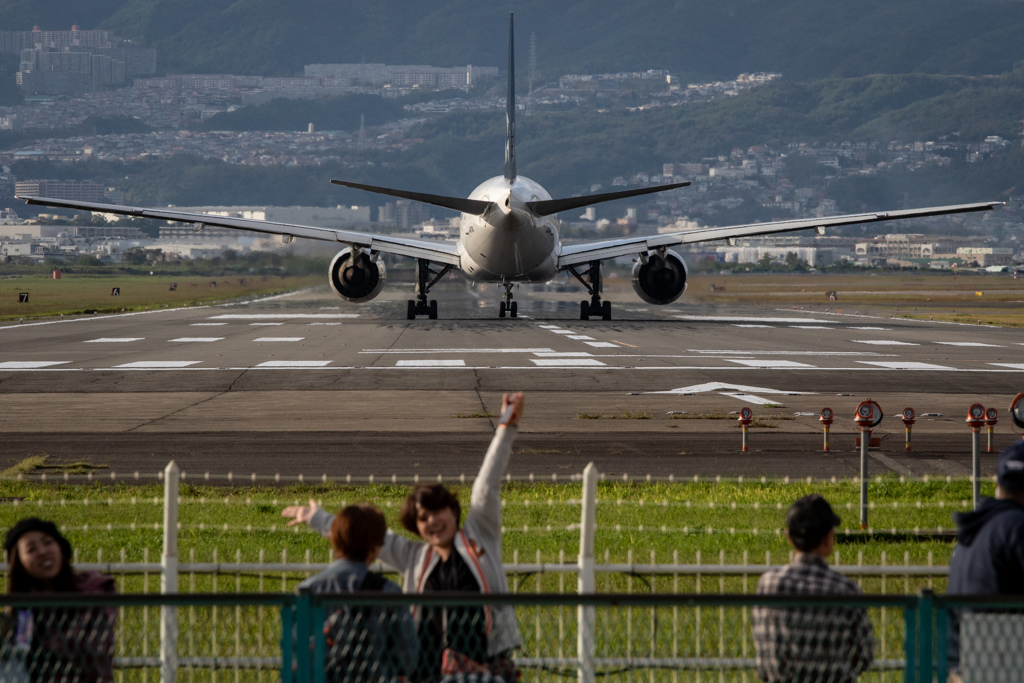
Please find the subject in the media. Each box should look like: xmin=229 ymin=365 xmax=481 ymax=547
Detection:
xmin=359 ymin=571 xmax=388 ymax=592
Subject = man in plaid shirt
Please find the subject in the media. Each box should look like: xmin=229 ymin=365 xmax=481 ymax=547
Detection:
xmin=752 ymin=494 xmax=875 ymax=683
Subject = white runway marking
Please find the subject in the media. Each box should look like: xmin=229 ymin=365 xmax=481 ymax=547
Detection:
xmin=533 ymin=352 xmax=593 ymax=357
xmin=936 ymin=342 xmax=1003 ymax=347
xmin=733 ymin=324 xmax=771 ymax=328
xmin=170 ymin=337 xmax=224 ymax=343
xmin=850 ymin=327 xmax=890 ymax=330
xmin=852 ymin=340 xmax=919 ymax=346
xmin=537 ymin=325 xmax=561 ymax=329
xmin=550 ymin=330 xmax=575 ymax=335
xmin=395 ymin=360 xmax=466 ymax=367
xmin=254 ymin=337 xmax=304 ymax=342
xmin=857 ymin=361 xmax=953 ymax=370
xmin=677 ymin=315 xmax=836 ymax=324
xmin=790 ymin=326 xmax=829 ymax=329
xmin=584 ymin=342 xmax=619 ymax=348
xmin=256 ymin=360 xmax=332 ymax=368
xmin=85 ymin=337 xmax=143 ymax=343
xmin=567 ymin=335 xmax=595 ymax=340
xmin=310 ymin=322 xmax=342 ymax=326
xmin=115 ymin=361 xmax=201 ymax=368
xmin=210 ymin=314 xmax=359 ymax=319
xmin=250 ymin=322 xmax=284 ymax=326
xmin=361 ymin=348 xmax=554 ymax=354
xmin=989 ymin=363 xmax=1024 ymax=370
xmin=725 ymin=359 xmax=817 ymax=369
xmin=718 ymin=392 xmax=786 ymax=405
xmin=649 ymin=382 xmax=813 ymax=396
xmin=530 ymin=358 xmax=606 ymax=367
xmin=191 ymin=323 xmax=228 ymax=326
xmin=0 ymin=361 xmax=69 ymax=369
xmin=690 ymin=350 xmax=881 ymax=356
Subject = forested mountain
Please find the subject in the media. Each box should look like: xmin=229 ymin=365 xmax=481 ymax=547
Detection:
xmin=3 ymin=0 xmax=1024 ymax=80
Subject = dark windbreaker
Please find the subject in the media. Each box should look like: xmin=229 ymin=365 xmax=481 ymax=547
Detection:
xmin=946 ymin=496 xmax=1024 ymax=668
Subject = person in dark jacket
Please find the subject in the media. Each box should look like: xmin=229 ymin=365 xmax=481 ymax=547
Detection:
xmin=298 ymin=504 xmax=416 ymax=683
xmin=1 ymin=518 xmax=117 ymax=683
xmin=947 ymin=441 xmax=1024 ymax=678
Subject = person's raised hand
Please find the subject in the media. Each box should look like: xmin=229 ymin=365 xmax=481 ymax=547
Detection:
xmin=500 ymin=391 xmax=525 ymax=428
xmin=281 ymin=498 xmax=320 ymax=527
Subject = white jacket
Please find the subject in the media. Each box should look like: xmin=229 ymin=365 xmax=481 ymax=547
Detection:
xmin=309 ymin=425 xmax=522 ymax=657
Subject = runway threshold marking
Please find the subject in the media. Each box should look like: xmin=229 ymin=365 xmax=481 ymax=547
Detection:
xmin=395 ymin=360 xmax=466 ymax=367
xmin=115 ymin=361 xmax=202 ymax=368
xmin=852 ymin=340 xmax=919 ymax=346
xmin=0 ymin=361 xmax=70 ymax=369
xmin=856 ymin=361 xmax=954 ymax=370
xmin=170 ymin=337 xmax=224 ymax=342
xmin=533 ymin=352 xmax=593 ymax=357
xmin=849 ymin=326 xmax=890 ymax=330
xmin=724 ymin=359 xmax=817 ymax=369
xmin=530 ymin=358 xmax=606 ymax=367
xmin=253 ymin=337 xmax=304 ymax=342
xmin=256 ymin=360 xmax=332 ymax=368
xmin=361 ymin=348 xmax=555 ymax=354
xmin=249 ymin=322 xmax=284 ymax=326
xmin=585 ymin=342 xmax=619 ymax=348
xmin=567 ymin=335 xmax=595 ymax=340
xmin=85 ymin=338 xmax=143 ymax=343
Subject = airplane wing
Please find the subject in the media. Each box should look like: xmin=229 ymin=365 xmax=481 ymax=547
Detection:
xmin=557 ymin=201 xmax=1001 ymax=267
xmin=15 ymin=196 xmax=462 ymax=266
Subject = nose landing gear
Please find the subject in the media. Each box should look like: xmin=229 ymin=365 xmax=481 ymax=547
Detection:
xmin=566 ymin=260 xmax=611 ymax=321
xmin=498 ymin=280 xmax=518 ymax=318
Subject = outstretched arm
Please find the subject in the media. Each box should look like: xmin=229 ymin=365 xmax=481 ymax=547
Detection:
xmin=282 ymin=499 xmax=332 ymax=537
xmin=469 ymin=392 xmax=524 ymax=540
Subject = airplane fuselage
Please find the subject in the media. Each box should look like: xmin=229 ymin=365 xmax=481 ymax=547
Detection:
xmin=458 ymin=175 xmax=560 ymax=282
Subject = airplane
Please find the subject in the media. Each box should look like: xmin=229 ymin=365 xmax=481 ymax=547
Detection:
xmin=18 ymin=14 xmax=1000 ymax=321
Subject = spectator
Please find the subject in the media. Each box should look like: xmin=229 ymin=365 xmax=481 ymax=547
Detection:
xmin=284 ymin=392 xmax=525 ymax=682
xmin=752 ymin=495 xmax=874 ymax=683
xmin=1 ymin=518 xmax=116 ymax=683
xmin=946 ymin=441 xmax=1024 ymax=680
xmin=297 ymin=504 xmax=416 ymax=683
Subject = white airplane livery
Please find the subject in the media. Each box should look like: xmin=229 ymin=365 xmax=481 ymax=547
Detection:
xmin=19 ymin=14 xmax=1000 ymax=321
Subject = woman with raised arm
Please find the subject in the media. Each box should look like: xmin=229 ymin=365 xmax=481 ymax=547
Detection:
xmin=284 ymin=391 xmax=525 ymax=682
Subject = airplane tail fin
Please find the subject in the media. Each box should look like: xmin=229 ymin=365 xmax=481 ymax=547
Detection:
xmin=330 ymin=179 xmax=494 ymax=216
xmin=504 ymin=12 xmax=516 ymax=184
xmin=527 ymin=181 xmax=691 ymax=217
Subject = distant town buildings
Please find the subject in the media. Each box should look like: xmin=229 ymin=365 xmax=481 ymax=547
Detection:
xmin=15 ymin=179 xmax=123 ymax=204
xmin=304 ymin=63 xmax=498 ymax=89
xmin=2 ymin=26 xmax=156 ymax=95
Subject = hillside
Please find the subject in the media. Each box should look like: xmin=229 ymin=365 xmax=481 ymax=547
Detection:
xmin=3 ymin=0 xmax=1024 ymax=80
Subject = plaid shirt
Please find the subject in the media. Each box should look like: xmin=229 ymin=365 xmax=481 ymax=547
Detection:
xmin=752 ymin=555 xmax=875 ymax=683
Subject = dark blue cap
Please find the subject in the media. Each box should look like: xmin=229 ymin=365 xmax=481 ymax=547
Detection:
xmin=997 ymin=441 xmax=1024 ymax=492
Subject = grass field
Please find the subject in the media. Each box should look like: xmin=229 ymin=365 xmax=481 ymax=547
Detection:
xmin=0 ymin=273 xmax=322 ymax=320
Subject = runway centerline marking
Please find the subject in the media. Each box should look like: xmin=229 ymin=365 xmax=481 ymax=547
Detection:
xmin=395 ymin=359 xmax=466 ymax=367
xmin=567 ymin=335 xmax=594 ymax=340
xmin=530 ymin=358 xmax=606 ymax=367
xmin=256 ymin=360 xmax=332 ymax=368
xmin=310 ymin=323 xmax=342 ymax=326
xmin=84 ymin=337 xmax=144 ymax=343
xmin=210 ymin=314 xmax=359 ymax=319
xmin=191 ymin=323 xmax=228 ymax=326
xmin=0 ymin=361 xmax=70 ymax=369
xmin=250 ymin=322 xmax=284 ymax=326
xmin=253 ymin=337 xmax=304 ymax=342
xmin=857 ymin=361 xmax=953 ymax=370
xmin=549 ymin=330 xmax=575 ymax=335
xmin=677 ymin=315 xmax=837 ymax=324
xmin=790 ymin=326 xmax=829 ymax=329
xmin=689 ymin=350 xmax=888 ymax=356
xmin=724 ymin=359 xmax=817 ymax=369
xmin=852 ymin=340 xmax=919 ymax=346
xmin=585 ymin=342 xmax=619 ymax=348
xmin=733 ymin=324 xmax=771 ymax=328
xmin=533 ymin=352 xmax=593 ymax=357
xmin=361 ymin=348 xmax=554 ymax=354
xmin=936 ymin=342 xmax=1003 ymax=347
xmin=850 ymin=327 xmax=891 ymax=330
xmin=115 ymin=361 xmax=202 ymax=368
xmin=170 ymin=337 xmax=224 ymax=343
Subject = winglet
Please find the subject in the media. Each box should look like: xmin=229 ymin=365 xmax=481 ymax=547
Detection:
xmin=504 ymin=12 xmax=516 ymax=184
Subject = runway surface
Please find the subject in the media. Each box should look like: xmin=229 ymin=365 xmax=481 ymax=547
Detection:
xmin=2 ymin=282 xmax=1021 ymax=478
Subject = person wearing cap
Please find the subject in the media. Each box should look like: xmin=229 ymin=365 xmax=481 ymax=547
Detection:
xmin=2 ymin=517 xmax=116 ymax=683
xmin=752 ymin=494 xmax=875 ymax=683
xmin=946 ymin=441 xmax=1024 ymax=680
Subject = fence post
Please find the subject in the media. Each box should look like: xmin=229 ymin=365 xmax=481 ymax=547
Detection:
xmin=918 ymin=589 xmax=934 ymax=683
xmin=160 ymin=461 xmax=180 ymax=683
xmin=577 ymin=462 xmax=597 ymax=683
xmin=296 ymin=591 xmax=312 ymax=683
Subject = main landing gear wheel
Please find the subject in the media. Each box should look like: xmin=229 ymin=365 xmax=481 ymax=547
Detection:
xmin=499 ymin=301 xmax=507 ymax=318
xmin=428 ymin=299 xmax=438 ymax=320
xmin=579 ymin=299 xmax=611 ymax=321
xmin=568 ymin=260 xmax=610 ymax=321
xmin=509 ymin=301 xmax=518 ymax=318
xmin=407 ymin=300 xmax=416 ymax=320
xmin=601 ymin=300 xmax=611 ymax=321
xmin=580 ymin=300 xmax=590 ymax=321
xmin=407 ymin=258 xmax=452 ymax=320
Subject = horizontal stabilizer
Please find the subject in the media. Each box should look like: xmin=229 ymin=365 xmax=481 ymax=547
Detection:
xmin=527 ymin=181 xmax=691 ymax=217
xmin=331 ymin=179 xmax=494 ymax=215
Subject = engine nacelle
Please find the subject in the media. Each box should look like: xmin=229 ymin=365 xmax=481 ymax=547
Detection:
xmin=328 ymin=248 xmax=386 ymax=303
xmin=631 ymin=249 xmax=688 ymax=305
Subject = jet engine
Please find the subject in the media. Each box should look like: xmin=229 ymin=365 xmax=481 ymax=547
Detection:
xmin=631 ymin=249 xmax=688 ymax=305
xmin=328 ymin=248 xmax=386 ymax=303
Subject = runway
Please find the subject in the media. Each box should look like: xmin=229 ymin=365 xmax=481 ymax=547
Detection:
xmin=1 ymin=282 xmax=1021 ymax=478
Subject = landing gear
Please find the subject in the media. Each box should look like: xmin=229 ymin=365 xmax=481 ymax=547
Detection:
xmin=567 ymin=260 xmax=611 ymax=321
xmin=498 ymin=280 xmax=518 ymax=318
xmin=407 ymin=259 xmax=451 ymax=320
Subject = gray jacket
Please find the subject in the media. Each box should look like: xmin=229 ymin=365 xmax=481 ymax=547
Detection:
xmin=310 ymin=426 xmax=522 ymax=657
